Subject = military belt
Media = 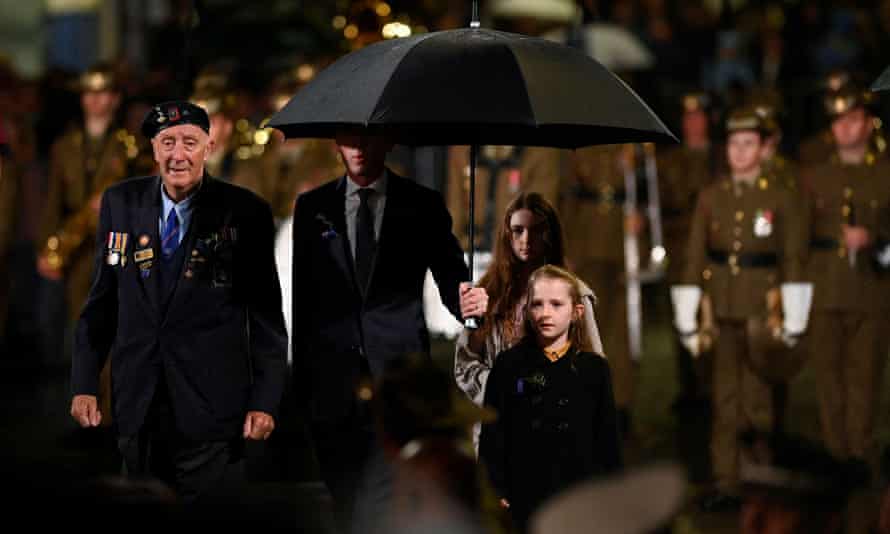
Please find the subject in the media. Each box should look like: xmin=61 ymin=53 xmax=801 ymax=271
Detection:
xmin=707 ymin=249 xmax=778 ymax=268
xmin=661 ymin=207 xmax=687 ymax=218
xmin=809 ymin=237 xmax=839 ymax=250
xmin=561 ymin=185 xmax=626 ymax=204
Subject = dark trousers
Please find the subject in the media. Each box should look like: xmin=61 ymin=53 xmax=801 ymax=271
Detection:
xmin=312 ymin=418 xmax=393 ymax=534
xmin=118 ymin=387 xmax=245 ymax=503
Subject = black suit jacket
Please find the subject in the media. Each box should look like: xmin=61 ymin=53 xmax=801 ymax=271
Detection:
xmin=291 ymin=172 xmax=468 ymax=422
xmin=71 ymin=175 xmax=287 ymax=441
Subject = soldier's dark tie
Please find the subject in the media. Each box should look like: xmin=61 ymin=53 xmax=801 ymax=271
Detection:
xmin=161 ymin=209 xmax=180 ymax=260
xmin=355 ymin=188 xmax=376 ymax=291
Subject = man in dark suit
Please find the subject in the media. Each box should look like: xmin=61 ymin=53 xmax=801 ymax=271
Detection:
xmin=290 ymin=128 xmax=488 ymax=531
xmin=69 ymin=101 xmax=287 ymax=503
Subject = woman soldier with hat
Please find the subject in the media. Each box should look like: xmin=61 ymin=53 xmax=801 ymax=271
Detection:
xmin=671 ymin=107 xmax=811 ymax=510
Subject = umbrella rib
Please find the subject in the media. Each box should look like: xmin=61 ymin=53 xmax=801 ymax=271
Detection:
xmin=505 ymin=43 xmax=538 ymax=130
xmin=367 ymin=34 xmax=438 ymax=126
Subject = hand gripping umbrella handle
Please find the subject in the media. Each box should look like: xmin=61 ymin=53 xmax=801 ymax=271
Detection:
xmin=465 ymin=144 xmax=480 ymax=330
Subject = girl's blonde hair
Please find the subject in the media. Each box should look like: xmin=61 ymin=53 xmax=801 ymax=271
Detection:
xmin=523 ymin=264 xmax=594 ymax=352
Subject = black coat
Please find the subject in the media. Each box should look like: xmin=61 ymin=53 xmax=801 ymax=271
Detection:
xmin=479 ymin=339 xmax=622 ymax=530
xmin=290 ymin=172 xmax=468 ymax=422
xmin=71 ymin=175 xmax=287 ymax=441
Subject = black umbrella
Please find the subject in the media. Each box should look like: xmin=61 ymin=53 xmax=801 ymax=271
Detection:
xmin=267 ymin=32 xmax=673 ymax=148
xmin=267 ymin=5 xmax=675 ymax=327
xmin=872 ymin=66 xmax=890 ymax=92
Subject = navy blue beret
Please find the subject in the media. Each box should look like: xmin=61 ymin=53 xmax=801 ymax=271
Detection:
xmin=141 ymin=100 xmax=210 ymax=139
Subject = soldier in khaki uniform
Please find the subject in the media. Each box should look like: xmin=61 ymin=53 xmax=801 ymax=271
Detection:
xmin=802 ymin=85 xmax=890 ymax=469
xmin=446 ymin=145 xmax=565 ymax=251
xmin=799 ymin=71 xmax=888 ymax=167
xmin=672 ymin=108 xmax=810 ymax=507
xmin=37 ymin=64 xmax=129 ymax=321
xmin=558 ymin=144 xmax=646 ymax=434
xmin=659 ymin=92 xmax=720 ymax=410
xmin=37 ymin=64 xmax=129 ymax=423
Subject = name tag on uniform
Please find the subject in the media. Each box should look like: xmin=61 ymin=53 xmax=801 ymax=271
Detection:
xmin=754 ymin=209 xmax=773 ymax=238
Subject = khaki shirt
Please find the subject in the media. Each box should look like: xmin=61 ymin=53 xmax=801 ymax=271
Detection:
xmin=657 ymin=144 xmax=718 ymax=283
xmin=802 ymin=157 xmax=890 ymax=311
xmin=40 ymin=127 xmax=129 ymax=244
xmin=684 ymin=176 xmax=805 ymax=320
xmin=763 ymin=153 xmax=799 ymax=192
xmin=559 ymin=145 xmax=658 ymax=266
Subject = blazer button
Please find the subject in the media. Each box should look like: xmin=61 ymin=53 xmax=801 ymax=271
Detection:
xmin=557 ymin=398 xmax=569 ymax=407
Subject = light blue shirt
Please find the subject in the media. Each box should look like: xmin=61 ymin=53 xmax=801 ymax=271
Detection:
xmin=159 ymin=183 xmax=196 ymax=246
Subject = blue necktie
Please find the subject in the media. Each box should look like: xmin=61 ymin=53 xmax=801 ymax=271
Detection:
xmin=161 ymin=209 xmax=180 ymax=259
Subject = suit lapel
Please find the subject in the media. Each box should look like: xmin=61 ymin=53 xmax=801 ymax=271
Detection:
xmin=133 ymin=177 xmax=162 ymax=316
xmin=323 ymin=178 xmax=359 ymax=295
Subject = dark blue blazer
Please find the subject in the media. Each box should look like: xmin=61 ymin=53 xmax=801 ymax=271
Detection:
xmin=291 ymin=171 xmax=468 ymax=421
xmin=71 ymin=175 xmax=287 ymax=441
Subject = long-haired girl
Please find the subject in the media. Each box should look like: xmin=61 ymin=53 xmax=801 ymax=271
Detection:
xmin=454 ymin=193 xmax=603 ymax=446
xmin=478 ymin=264 xmax=622 ymax=533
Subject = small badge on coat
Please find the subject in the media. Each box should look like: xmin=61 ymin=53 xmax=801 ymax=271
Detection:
xmin=134 ymin=248 xmax=154 ymax=263
xmin=139 ymin=260 xmax=153 ymax=279
xmin=753 ymin=209 xmax=773 ymax=238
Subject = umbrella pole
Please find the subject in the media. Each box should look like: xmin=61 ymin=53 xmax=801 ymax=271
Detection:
xmin=465 ymin=144 xmax=479 ymax=330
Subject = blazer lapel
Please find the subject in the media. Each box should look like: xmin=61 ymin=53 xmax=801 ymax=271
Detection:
xmin=133 ymin=177 xmax=162 ymax=316
xmin=324 ymin=178 xmax=359 ymax=295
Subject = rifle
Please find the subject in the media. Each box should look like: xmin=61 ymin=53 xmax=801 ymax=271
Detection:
xmin=621 ymin=144 xmax=666 ymax=362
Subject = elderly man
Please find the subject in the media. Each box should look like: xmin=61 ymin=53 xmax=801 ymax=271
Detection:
xmin=69 ymin=101 xmax=287 ymax=502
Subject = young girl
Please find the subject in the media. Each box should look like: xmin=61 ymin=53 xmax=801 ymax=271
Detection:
xmin=454 ymin=193 xmax=603 ymax=449
xmin=478 ymin=265 xmax=622 ymax=533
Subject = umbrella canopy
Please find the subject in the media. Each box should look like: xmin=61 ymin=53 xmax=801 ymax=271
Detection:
xmin=871 ymin=65 xmax=890 ymax=92
xmin=267 ymin=27 xmax=675 ymax=147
